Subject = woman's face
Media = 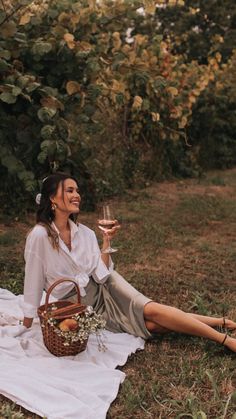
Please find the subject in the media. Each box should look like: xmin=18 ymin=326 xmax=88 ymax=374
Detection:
xmin=51 ymin=178 xmax=81 ymax=214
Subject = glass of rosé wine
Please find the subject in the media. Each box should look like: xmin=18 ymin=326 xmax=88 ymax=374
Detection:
xmin=98 ymin=204 xmax=118 ymax=253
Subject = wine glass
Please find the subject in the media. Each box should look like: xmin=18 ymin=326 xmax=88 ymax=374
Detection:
xmin=98 ymin=204 xmax=118 ymax=253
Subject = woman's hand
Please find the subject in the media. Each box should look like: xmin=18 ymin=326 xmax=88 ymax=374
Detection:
xmin=102 ymin=220 xmax=120 ymax=240
xmin=100 ymin=220 xmax=120 ymax=247
xmin=23 ymin=317 xmax=33 ymax=328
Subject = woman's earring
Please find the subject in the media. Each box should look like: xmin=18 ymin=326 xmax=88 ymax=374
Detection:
xmin=51 ymin=202 xmax=57 ymax=211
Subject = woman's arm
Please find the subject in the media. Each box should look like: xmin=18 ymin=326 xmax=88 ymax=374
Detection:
xmin=101 ymin=235 xmax=110 ymax=268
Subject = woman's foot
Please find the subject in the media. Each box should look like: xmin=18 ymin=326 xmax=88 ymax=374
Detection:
xmin=223 ymin=318 xmax=236 ymax=330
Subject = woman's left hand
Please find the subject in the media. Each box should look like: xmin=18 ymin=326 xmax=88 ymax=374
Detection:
xmin=103 ymin=220 xmax=121 ymax=240
xmin=100 ymin=220 xmax=121 ymax=262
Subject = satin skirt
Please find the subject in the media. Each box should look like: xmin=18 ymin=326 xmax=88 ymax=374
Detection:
xmin=67 ymin=270 xmax=152 ymax=340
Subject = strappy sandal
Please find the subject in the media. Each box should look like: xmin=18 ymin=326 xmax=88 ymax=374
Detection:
xmin=216 ymin=316 xmax=227 ymax=333
xmin=219 ymin=314 xmax=228 ymax=347
xmin=221 ymin=332 xmax=228 ymax=346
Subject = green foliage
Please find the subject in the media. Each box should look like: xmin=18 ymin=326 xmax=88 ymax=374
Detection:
xmin=189 ymin=50 xmax=236 ymax=169
xmin=150 ymin=0 xmax=236 ymax=64
xmin=0 ymin=402 xmax=24 ymax=418
xmin=0 ymin=0 xmax=235 ymax=212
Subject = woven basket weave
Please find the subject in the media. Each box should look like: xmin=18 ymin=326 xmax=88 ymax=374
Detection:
xmin=38 ymin=279 xmax=88 ymax=357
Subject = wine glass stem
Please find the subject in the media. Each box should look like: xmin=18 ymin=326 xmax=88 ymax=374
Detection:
xmin=106 ymin=237 xmax=112 ymax=251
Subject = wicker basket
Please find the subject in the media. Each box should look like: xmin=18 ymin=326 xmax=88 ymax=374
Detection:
xmin=38 ymin=279 xmax=88 ymax=357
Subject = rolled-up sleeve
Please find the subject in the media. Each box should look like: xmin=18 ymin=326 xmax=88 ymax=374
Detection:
xmin=23 ymin=232 xmax=46 ymax=318
xmin=92 ymin=255 xmax=114 ymax=284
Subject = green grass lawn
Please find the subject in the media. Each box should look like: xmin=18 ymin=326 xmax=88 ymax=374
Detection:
xmin=1 ymin=169 xmax=236 ymax=418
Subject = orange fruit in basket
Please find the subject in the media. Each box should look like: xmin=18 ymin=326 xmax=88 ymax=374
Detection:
xmin=59 ymin=318 xmax=78 ymax=331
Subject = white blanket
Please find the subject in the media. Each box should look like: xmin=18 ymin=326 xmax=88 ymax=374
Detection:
xmin=0 ymin=288 xmax=145 ymax=419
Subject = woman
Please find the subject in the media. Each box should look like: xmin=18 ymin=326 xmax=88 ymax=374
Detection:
xmin=23 ymin=172 xmax=236 ymax=352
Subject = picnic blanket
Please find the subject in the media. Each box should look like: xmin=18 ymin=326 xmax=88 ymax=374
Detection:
xmin=0 ymin=288 xmax=145 ymax=419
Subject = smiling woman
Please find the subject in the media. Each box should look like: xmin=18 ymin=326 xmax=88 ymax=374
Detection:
xmin=21 ymin=172 xmax=236 ymax=353
xmin=22 ymin=172 xmax=117 ymax=329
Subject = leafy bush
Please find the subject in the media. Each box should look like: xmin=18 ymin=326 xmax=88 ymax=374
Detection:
xmin=0 ymin=0 xmax=235 ymax=214
xmin=189 ymin=50 xmax=236 ymax=169
xmin=152 ymin=0 xmax=236 ymax=64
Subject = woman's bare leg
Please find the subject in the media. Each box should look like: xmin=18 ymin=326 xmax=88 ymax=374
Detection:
xmin=145 ymin=320 xmax=170 ymax=334
xmin=146 ymin=314 xmax=236 ymax=334
xmin=144 ymin=302 xmax=236 ymax=352
xmin=187 ymin=313 xmax=236 ymax=330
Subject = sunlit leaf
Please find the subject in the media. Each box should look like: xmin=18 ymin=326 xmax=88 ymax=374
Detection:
xmin=17 ymin=75 xmax=31 ymax=88
xmin=170 ymin=106 xmax=182 ymax=118
xmin=0 ymin=92 xmax=17 ymax=104
xmin=78 ymin=41 xmax=93 ymax=53
xmin=111 ymin=79 xmax=126 ymax=93
xmin=26 ymin=82 xmax=41 ymax=93
xmin=19 ymin=13 xmax=33 ymax=25
xmin=40 ymin=96 xmax=64 ymax=111
xmin=215 ymin=52 xmax=222 ymax=63
xmin=12 ymin=86 xmax=22 ymax=96
xmin=189 ymin=95 xmax=197 ymax=104
xmin=64 ymin=33 xmax=76 ymax=49
xmin=151 ymin=112 xmax=160 ymax=122
xmin=144 ymin=0 xmax=156 ymax=15
xmin=196 ymin=411 xmax=207 ymax=419
xmin=132 ymin=96 xmax=143 ymax=110
xmin=134 ymin=34 xmax=147 ymax=46
xmin=167 ymin=86 xmax=179 ymax=97
xmin=178 ymin=116 xmax=188 ymax=128
xmin=112 ymin=32 xmax=122 ymax=51
xmin=66 ymin=81 xmax=80 ymax=95
xmin=37 ymin=107 xmax=57 ymax=123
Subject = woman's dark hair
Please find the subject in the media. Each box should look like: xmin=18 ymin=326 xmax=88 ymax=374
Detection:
xmin=36 ymin=172 xmax=79 ymax=248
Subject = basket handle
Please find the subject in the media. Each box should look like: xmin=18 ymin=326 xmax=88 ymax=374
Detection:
xmin=45 ymin=278 xmax=81 ymax=311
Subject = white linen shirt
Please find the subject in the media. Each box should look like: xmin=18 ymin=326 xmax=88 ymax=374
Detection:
xmin=23 ymin=220 xmax=113 ymax=318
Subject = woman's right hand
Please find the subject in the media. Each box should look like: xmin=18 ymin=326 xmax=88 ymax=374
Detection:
xmin=23 ymin=317 xmax=33 ymax=328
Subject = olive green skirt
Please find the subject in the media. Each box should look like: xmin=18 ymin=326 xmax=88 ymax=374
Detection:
xmin=68 ymin=270 xmax=152 ymax=340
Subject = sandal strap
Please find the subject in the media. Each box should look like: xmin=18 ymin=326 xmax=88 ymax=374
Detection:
xmin=221 ymin=333 xmax=228 ymax=345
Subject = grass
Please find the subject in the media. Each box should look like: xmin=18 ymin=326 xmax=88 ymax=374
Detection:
xmin=1 ymin=168 xmax=236 ymax=418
